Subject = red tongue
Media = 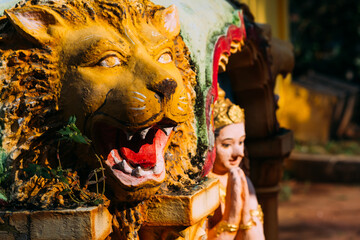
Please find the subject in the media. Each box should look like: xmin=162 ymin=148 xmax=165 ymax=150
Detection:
xmin=120 ymin=143 xmax=156 ymax=169
xmin=120 ymin=129 xmax=166 ymax=169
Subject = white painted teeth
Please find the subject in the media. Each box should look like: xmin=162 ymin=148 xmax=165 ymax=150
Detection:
xmin=160 ymin=127 xmax=173 ymax=136
xmin=114 ymin=160 xmax=132 ymax=174
xmin=140 ymin=127 xmax=151 ymax=139
xmin=126 ymin=132 xmax=135 ymax=141
xmin=114 ymin=159 xmax=164 ymax=177
xmin=132 ymin=166 xmax=146 ymax=177
xmin=165 ymin=127 xmax=173 ymax=136
xmin=126 ymin=125 xmax=175 ymax=141
xmin=122 ymin=160 xmax=133 ymax=174
xmin=153 ymin=161 xmax=163 ymax=175
xmin=111 ymin=150 xmax=121 ymax=164
xmin=126 ymin=127 xmax=151 ymax=141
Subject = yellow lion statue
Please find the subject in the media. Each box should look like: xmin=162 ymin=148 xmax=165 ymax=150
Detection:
xmin=0 ymin=0 xmax=199 ymax=207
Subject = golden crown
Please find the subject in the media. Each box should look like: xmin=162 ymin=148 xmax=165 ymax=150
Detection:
xmin=213 ymin=86 xmax=245 ymax=129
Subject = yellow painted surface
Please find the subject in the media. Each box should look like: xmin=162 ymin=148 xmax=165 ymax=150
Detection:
xmin=142 ymin=178 xmax=219 ymax=226
xmin=242 ymin=0 xmax=289 ymax=40
xmin=275 ymin=75 xmax=337 ymax=143
xmin=2 ymin=1 xmax=201 ymax=205
xmin=0 ymin=206 xmax=112 ymax=240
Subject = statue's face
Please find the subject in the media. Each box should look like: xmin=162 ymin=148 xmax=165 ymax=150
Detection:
xmin=213 ymin=123 xmax=245 ymax=174
xmin=60 ymin=9 xmax=191 ymax=201
xmin=4 ymin=3 xmax=196 ymax=201
xmin=62 ymin=25 xmax=185 ymax=199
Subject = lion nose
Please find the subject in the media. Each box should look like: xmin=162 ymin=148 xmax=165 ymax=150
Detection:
xmin=151 ymin=78 xmax=177 ymax=99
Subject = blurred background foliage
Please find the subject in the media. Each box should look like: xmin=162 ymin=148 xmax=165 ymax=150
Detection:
xmin=290 ymin=0 xmax=360 ymax=83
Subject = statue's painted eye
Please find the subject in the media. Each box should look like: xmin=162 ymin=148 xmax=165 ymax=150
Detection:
xmin=97 ymin=55 xmax=121 ymax=68
xmin=158 ymin=52 xmax=173 ymax=64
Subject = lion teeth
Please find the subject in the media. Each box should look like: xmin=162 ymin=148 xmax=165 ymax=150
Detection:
xmin=219 ymin=53 xmax=229 ymax=65
xmin=114 ymin=157 xmax=121 ymax=165
xmin=126 ymin=133 xmax=135 ymax=141
xmin=164 ymin=127 xmax=172 ymax=136
xmin=132 ymin=166 xmax=141 ymax=177
xmin=153 ymin=161 xmax=164 ymax=175
xmin=111 ymin=150 xmax=121 ymax=164
xmin=219 ymin=53 xmax=229 ymax=72
xmin=116 ymin=160 xmax=125 ymax=171
xmin=121 ymin=160 xmax=133 ymax=173
xmin=140 ymin=127 xmax=151 ymax=139
xmin=132 ymin=166 xmax=149 ymax=177
xmin=160 ymin=127 xmax=173 ymax=136
xmin=230 ymin=41 xmax=240 ymax=54
xmin=218 ymin=61 xmax=226 ymax=72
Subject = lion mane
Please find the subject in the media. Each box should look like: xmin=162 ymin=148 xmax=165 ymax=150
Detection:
xmin=0 ymin=0 xmax=200 ymax=207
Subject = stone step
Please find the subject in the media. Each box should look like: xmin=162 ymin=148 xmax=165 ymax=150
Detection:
xmin=0 ymin=205 xmax=112 ymax=240
xmin=285 ymin=152 xmax=360 ymax=183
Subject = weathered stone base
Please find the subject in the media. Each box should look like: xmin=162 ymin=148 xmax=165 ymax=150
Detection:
xmin=139 ymin=178 xmax=220 ymax=240
xmin=0 ymin=179 xmax=219 ymax=240
xmin=0 ymin=205 xmax=112 ymax=240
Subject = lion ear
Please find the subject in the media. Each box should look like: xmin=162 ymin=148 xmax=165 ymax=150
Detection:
xmin=153 ymin=5 xmax=180 ymax=39
xmin=5 ymin=6 xmax=65 ymax=45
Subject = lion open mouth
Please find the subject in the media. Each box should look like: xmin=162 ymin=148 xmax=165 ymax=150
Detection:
xmin=93 ymin=122 xmax=174 ymax=186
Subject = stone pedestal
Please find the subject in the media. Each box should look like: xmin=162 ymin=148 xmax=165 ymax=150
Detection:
xmin=140 ymin=178 xmax=220 ymax=240
xmin=0 ymin=179 xmax=219 ymax=240
xmin=0 ymin=205 xmax=112 ymax=240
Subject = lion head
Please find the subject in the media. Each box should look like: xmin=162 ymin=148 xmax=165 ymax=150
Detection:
xmin=0 ymin=0 xmax=199 ymax=203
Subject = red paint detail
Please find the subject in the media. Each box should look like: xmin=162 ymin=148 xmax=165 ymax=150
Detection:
xmin=107 ymin=149 xmax=119 ymax=166
xmin=212 ymin=12 xmax=246 ymax=98
xmin=120 ymin=130 xmax=167 ymax=169
xmin=202 ymin=11 xmax=246 ymax=177
xmin=202 ymin=148 xmax=216 ymax=177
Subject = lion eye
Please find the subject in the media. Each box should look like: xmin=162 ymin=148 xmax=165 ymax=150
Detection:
xmin=158 ymin=52 xmax=173 ymax=64
xmin=97 ymin=55 xmax=121 ymax=68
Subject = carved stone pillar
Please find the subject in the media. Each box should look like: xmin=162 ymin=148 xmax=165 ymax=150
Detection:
xmin=247 ymin=129 xmax=293 ymax=240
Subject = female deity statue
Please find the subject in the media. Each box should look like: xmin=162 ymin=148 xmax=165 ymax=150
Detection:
xmin=207 ymin=87 xmax=265 ymax=240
